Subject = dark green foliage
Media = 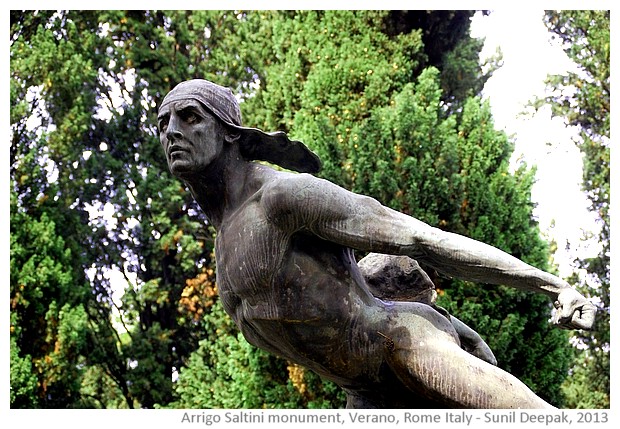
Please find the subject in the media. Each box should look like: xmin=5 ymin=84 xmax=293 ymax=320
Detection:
xmin=10 ymin=185 xmax=91 ymax=407
xmin=10 ymin=331 xmax=38 ymax=408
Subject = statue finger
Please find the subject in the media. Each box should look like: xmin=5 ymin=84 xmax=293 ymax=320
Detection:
xmin=572 ymin=303 xmax=596 ymax=330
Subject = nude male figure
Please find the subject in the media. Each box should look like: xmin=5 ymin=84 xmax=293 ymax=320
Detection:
xmin=157 ymin=79 xmax=596 ymax=408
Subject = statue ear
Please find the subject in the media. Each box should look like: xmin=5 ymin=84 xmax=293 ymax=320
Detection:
xmin=224 ymin=130 xmax=241 ymax=144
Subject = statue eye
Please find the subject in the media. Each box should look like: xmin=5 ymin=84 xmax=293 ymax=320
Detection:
xmin=184 ymin=112 xmax=200 ymax=124
xmin=158 ymin=118 xmax=169 ymax=133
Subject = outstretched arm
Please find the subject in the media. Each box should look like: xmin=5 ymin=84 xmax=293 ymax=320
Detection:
xmin=263 ymin=173 xmax=595 ymax=330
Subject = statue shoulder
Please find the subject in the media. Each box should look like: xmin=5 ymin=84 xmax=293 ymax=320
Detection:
xmin=260 ymin=173 xmax=329 ymax=229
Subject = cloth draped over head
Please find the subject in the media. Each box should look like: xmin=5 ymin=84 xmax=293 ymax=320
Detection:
xmin=159 ymin=79 xmax=322 ymax=174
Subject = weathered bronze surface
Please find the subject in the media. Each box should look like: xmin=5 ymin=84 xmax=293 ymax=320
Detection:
xmin=158 ymin=79 xmax=596 ymax=408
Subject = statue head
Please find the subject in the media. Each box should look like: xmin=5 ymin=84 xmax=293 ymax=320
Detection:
xmin=158 ymin=79 xmax=321 ymax=176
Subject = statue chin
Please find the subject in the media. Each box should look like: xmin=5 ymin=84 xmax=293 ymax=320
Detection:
xmin=169 ymin=160 xmax=195 ymax=178
xmin=168 ymin=151 xmax=198 ymax=175
xmin=168 ymin=148 xmax=219 ymax=180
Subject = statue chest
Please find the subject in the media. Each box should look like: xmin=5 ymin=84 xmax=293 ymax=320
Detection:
xmin=215 ymin=206 xmax=288 ymax=299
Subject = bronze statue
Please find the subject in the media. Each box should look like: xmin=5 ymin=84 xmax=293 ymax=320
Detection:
xmin=157 ymin=79 xmax=596 ymax=408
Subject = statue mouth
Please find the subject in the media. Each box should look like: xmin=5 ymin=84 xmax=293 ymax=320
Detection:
xmin=169 ymin=145 xmax=190 ymax=157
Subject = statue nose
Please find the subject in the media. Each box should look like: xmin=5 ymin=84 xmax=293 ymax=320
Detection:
xmin=167 ymin=128 xmax=184 ymax=142
xmin=166 ymin=116 xmax=184 ymax=142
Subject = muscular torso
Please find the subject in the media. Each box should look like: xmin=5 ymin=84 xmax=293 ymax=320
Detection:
xmin=191 ymin=168 xmax=463 ymax=407
xmin=214 ymin=188 xmax=385 ymax=386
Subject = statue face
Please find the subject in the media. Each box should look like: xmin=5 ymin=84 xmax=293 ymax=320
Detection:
xmin=158 ymin=99 xmax=226 ymax=179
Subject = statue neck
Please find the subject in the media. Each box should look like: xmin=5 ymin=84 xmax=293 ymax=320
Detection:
xmin=183 ymin=149 xmax=264 ymax=230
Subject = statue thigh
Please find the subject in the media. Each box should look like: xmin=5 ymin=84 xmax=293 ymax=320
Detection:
xmin=379 ymin=301 xmax=549 ymax=408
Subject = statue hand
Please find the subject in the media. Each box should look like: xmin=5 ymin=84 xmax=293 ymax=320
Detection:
xmin=552 ymin=288 xmax=596 ymax=330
